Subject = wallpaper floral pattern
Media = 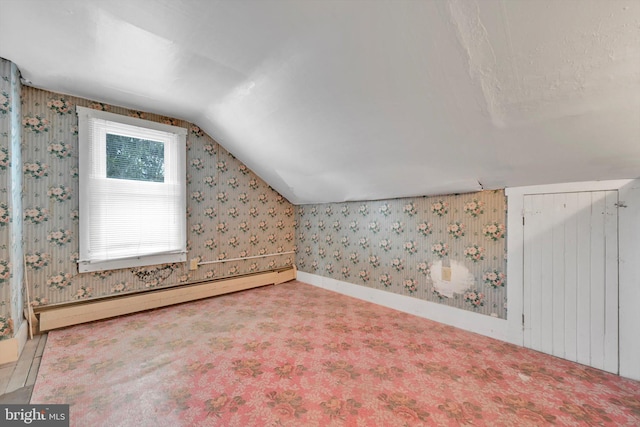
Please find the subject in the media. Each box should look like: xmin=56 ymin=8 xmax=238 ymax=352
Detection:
xmin=5 ymin=56 xmax=507 ymax=337
xmin=21 ymin=86 xmax=295 ymax=309
xmin=0 ymin=58 xmax=23 ymax=340
xmin=296 ymin=191 xmax=508 ymax=318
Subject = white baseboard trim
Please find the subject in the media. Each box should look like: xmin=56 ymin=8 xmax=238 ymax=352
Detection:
xmin=297 ymin=271 xmax=512 ymax=343
xmin=0 ymin=321 xmax=28 ymax=365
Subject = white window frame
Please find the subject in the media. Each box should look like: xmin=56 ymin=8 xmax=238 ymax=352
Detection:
xmin=76 ymin=106 xmax=187 ymax=273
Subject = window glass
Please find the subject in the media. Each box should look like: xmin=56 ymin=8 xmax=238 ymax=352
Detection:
xmin=106 ymin=134 xmax=165 ymax=183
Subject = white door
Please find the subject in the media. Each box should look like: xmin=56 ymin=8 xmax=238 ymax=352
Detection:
xmin=523 ymin=191 xmax=618 ymax=373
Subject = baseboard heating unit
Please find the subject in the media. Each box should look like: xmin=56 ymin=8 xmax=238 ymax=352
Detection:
xmin=34 ymin=267 xmax=296 ymax=332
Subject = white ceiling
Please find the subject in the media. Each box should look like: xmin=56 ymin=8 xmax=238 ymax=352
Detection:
xmin=1 ymin=0 xmax=638 ymax=204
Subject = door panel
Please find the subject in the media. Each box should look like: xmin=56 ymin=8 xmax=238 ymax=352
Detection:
xmin=603 ymin=191 xmax=619 ymax=373
xmin=523 ymin=191 xmax=618 ymax=373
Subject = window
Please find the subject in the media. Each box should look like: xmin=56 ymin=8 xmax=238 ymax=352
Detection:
xmin=76 ymin=106 xmax=187 ymax=273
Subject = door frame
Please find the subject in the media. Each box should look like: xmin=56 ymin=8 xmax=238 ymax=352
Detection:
xmin=504 ymin=180 xmax=632 ymax=352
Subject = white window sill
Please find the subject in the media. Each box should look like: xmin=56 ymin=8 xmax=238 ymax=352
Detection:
xmin=78 ymin=253 xmax=187 ymax=273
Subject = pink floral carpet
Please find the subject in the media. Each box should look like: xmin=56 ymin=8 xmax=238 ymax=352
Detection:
xmin=31 ymin=280 xmax=640 ymax=426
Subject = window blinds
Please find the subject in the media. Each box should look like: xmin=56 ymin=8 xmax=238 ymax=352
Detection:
xmin=77 ymin=106 xmax=187 ymax=272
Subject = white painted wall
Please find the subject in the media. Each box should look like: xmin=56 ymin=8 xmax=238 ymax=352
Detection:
xmin=618 ymin=180 xmax=640 ymax=381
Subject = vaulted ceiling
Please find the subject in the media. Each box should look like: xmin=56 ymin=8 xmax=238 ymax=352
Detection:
xmin=1 ymin=0 xmax=638 ymax=204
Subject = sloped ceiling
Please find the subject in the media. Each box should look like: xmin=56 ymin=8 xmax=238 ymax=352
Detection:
xmin=1 ymin=0 xmax=638 ymax=204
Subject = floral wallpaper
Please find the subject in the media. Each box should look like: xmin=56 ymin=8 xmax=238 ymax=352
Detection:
xmin=2 ymin=56 xmax=507 ymax=340
xmin=21 ymin=86 xmax=295 ymax=309
xmin=0 ymin=58 xmax=23 ymax=340
xmin=295 ymin=191 xmax=508 ymax=318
